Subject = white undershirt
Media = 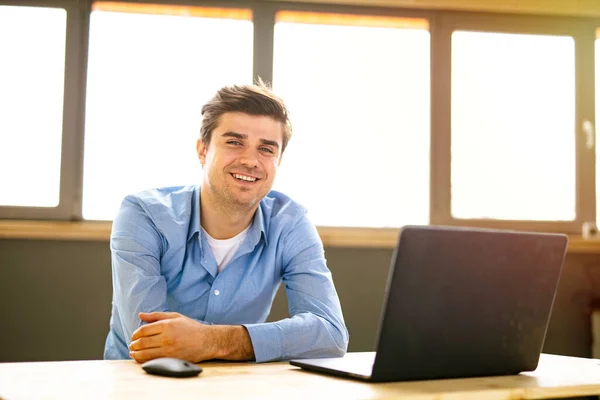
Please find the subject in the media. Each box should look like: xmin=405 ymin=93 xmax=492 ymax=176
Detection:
xmin=202 ymin=225 xmax=250 ymax=273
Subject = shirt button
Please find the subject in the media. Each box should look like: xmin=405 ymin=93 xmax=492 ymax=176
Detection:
xmin=214 ymin=289 xmax=220 ymax=296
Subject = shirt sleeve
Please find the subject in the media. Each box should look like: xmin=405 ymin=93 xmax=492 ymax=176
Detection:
xmin=110 ymin=195 xmax=171 ymax=343
xmin=243 ymin=213 xmax=349 ymax=362
xmin=110 ymin=196 xmax=212 ymax=345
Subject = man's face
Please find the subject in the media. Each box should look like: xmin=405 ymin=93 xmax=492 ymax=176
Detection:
xmin=197 ymin=112 xmax=283 ymax=210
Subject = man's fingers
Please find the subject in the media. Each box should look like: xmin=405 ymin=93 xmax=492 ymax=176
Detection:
xmin=130 ymin=348 xmax=163 ymax=364
xmin=139 ymin=311 xmax=180 ymax=322
xmin=129 ymin=335 xmax=162 ymax=351
xmin=131 ymin=322 xmax=163 ymax=341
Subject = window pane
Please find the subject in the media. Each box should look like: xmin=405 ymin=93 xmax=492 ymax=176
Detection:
xmin=0 ymin=6 xmax=66 ymax=207
xmin=82 ymin=3 xmax=253 ymax=220
xmin=273 ymin=12 xmax=430 ymax=227
xmin=451 ymin=31 xmax=576 ymax=221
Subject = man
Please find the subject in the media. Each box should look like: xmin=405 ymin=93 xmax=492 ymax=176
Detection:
xmin=104 ymin=82 xmax=349 ymax=364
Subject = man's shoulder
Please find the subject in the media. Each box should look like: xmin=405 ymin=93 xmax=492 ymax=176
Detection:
xmin=129 ymin=185 xmax=196 ymax=202
xmin=261 ymin=191 xmax=322 ymax=255
xmin=122 ymin=185 xmax=197 ymax=222
xmin=111 ymin=186 xmax=197 ymax=248
xmin=261 ymin=190 xmax=309 ymax=228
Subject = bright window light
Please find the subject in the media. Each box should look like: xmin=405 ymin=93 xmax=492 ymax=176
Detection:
xmin=0 ymin=6 xmax=66 ymax=207
xmin=273 ymin=12 xmax=430 ymax=227
xmin=451 ymin=31 xmax=576 ymax=221
xmin=82 ymin=3 xmax=253 ymax=220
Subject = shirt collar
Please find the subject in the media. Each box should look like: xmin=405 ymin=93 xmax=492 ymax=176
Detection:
xmin=188 ymin=185 xmax=268 ymax=246
xmin=249 ymin=202 xmax=268 ymax=247
xmin=187 ymin=185 xmax=201 ymax=241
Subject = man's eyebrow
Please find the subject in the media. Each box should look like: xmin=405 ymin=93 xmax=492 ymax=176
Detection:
xmin=221 ymin=132 xmax=280 ymax=149
xmin=222 ymin=132 xmax=247 ymax=140
xmin=260 ymin=139 xmax=280 ymax=149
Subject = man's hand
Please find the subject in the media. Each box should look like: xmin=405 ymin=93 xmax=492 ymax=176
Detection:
xmin=128 ymin=312 xmax=216 ymax=363
xmin=128 ymin=312 xmax=255 ymax=364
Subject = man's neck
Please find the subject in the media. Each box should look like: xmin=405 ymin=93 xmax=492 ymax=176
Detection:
xmin=200 ymin=190 xmax=257 ymax=240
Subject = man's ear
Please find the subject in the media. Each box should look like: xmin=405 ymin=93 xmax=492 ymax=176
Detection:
xmin=196 ymin=138 xmax=207 ymax=165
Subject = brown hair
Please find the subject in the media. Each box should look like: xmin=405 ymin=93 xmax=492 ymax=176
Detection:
xmin=200 ymin=80 xmax=292 ymax=154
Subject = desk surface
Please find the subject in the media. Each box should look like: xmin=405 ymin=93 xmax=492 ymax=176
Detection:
xmin=1 ymin=353 xmax=600 ymax=400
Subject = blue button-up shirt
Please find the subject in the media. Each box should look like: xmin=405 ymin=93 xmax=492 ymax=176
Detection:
xmin=104 ymin=185 xmax=348 ymax=362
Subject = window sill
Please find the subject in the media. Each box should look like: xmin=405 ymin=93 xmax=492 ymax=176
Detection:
xmin=0 ymin=220 xmax=599 ymax=254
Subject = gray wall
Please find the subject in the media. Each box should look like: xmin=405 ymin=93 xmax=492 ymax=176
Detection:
xmin=0 ymin=239 xmax=598 ymax=362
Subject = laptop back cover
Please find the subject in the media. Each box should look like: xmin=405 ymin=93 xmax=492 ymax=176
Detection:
xmin=370 ymin=226 xmax=567 ymax=382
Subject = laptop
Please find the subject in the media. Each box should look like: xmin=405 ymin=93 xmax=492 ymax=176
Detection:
xmin=290 ymin=225 xmax=567 ymax=382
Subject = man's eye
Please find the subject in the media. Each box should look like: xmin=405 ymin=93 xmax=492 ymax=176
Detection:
xmin=260 ymin=147 xmax=274 ymax=154
xmin=227 ymin=140 xmax=242 ymax=146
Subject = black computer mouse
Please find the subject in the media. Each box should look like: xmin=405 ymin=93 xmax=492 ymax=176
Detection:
xmin=141 ymin=357 xmax=203 ymax=378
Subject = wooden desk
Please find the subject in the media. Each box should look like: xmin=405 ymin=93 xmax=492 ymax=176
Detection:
xmin=1 ymin=353 xmax=600 ymax=399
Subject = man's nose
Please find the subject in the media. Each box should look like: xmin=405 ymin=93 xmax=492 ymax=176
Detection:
xmin=239 ymin=148 xmax=259 ymax=168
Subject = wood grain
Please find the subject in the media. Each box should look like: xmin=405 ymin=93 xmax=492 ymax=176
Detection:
xmin=1 ymin=354 xmax=600 ymax=400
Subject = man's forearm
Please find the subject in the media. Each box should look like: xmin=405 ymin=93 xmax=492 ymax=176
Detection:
xmin=212 ymin=325 xmax=255 ymax=361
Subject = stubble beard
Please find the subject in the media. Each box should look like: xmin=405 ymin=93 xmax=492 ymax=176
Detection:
xmin=211 ymin=174 xmax=261 ymax=213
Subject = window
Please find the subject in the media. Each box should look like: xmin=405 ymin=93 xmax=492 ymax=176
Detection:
xmin=430 ymin=13 xmax=592 ymax=233
xmin=272 ymin=11 xmax=430 ymax=227
xmin=82 ymin=2 xmax=253 ymax=220
xmin=451 ymin=31 xmax=576 ymax=221
xmin=2 ymin=2 xmax=598 ymax=238
xmin=0 ymin=5 xmax=67 ymax=207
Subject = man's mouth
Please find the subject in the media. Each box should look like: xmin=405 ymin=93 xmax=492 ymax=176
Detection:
xmin=231 ymin=173 xmax=259 ymax=183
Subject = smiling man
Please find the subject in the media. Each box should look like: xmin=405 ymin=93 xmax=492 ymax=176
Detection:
xmin=103 ymin=82 xmax=349 ymax=364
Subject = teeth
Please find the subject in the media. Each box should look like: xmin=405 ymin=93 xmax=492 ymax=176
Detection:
xmin=233 ymin=173 xmax=257 ymax=182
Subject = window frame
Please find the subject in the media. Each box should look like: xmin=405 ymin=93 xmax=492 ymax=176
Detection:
xmin=268 ymin=5 xmax=433 ymax=228
xmin=0 ymin=0 xmax=598 ymax=237
xmin=0 ymin=0 xmax=87 ymax=220
xmin=429 ymin=11 xmax=598 ymax=234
